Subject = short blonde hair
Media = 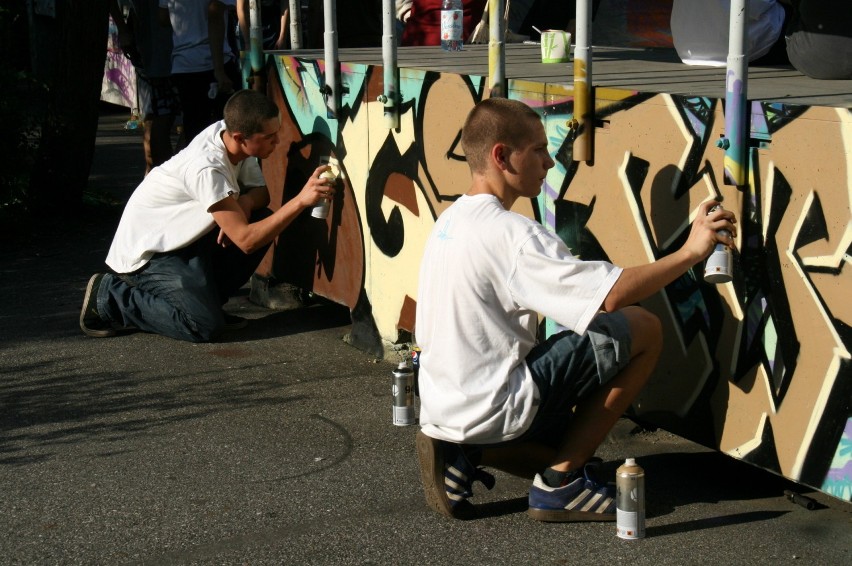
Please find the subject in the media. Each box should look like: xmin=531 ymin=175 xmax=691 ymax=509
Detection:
xmin=461 ymin=98 xmax=541 ymax=173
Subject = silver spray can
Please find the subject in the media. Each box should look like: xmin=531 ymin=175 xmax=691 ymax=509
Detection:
xmin=616 ymin=457 xmax=645 ymax=539
xmin=704 ymin=204 xmax=733 ymax=284
xmin=392 ymin=361 xmax=415 ymax=426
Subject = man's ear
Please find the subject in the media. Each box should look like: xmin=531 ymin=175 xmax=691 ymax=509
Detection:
xmin=231 ymin=131 xmax=246 ymax=145
xmin=491 ymin=143 xmax=509 ymax=170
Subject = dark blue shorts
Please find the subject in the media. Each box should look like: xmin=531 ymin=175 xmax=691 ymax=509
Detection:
xmin=513 ymin=311 xmax=632 ymax=447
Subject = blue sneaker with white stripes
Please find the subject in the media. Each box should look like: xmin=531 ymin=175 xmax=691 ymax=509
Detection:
xmin=527 ymin=459 xmax=616 ymax=522
xmin=416 ymin=430 xmax=495 ymax=520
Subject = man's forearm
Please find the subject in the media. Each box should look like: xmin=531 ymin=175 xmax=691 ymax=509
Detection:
xmin=240 ymin=186 xmax=271 ymax=212
xmin=603 ymin=248 xmax=700 ymax=313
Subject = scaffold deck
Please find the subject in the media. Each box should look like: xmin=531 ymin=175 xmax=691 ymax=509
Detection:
xmin=272 ymin=43 xmax=852 ymax=108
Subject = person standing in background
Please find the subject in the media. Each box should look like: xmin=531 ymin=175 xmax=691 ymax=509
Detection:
xmin=159 ymin=0 xmax=243 ymax=143
xmin=400 ymin=0 xmax=487 ymax=46
xmin=237 ymin=0 xmax=290 ymax=51
xmin=786 ymin=0 xmax=852 ymax=79
xmin=109 ymin=0 xmax=182 ymax=173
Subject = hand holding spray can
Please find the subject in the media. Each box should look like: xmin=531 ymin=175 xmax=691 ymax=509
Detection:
xmin=312 ymin=156 xmax=336 ymax=220
xmin=616 ymin=457 xmax=645 ymax=539
xmin=703 ymin=204 xmax=733 ymax=284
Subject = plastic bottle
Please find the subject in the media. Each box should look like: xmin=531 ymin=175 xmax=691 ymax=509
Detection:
xmin=616 ymin=457 xmax=645 ymax=539
xmin=440 ymin=0 xmax=463 ymax=52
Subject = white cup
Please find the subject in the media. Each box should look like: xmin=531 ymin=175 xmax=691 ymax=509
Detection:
xmin=541 ymin=30 xmax=571 ymax=63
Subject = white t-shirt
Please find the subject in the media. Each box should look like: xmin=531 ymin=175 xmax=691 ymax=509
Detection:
xmin=670 ymin=0 xmax=785 ymax=66
xmin=106 ymin=120 xmax=267 ymax=273
xmin=416 ymin=194 xmax=622 ymax=444
xmin=159 ymin=0 xmax=237 ymax=74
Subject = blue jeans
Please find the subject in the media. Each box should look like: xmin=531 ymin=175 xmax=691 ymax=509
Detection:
xmin=97 ymin=209 xmax=272 ymax=342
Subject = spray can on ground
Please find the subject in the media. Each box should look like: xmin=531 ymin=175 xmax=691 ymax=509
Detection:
xmin=704 ymin=204 xmax=733 ymax=284
xmin=616 ymin=457 xmax=645 ymax=539
xmin=392 ymin=361 xmax=415 ymax=426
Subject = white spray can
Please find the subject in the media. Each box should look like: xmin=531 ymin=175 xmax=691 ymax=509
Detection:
xmin=616 ymin=457 xmax=646 ymax=539
xmin=704 ymin=204 xmax=733 ymax=284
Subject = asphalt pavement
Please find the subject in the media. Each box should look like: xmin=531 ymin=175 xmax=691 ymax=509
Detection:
xmin=1 ymin=105 xmax=850 ymax=565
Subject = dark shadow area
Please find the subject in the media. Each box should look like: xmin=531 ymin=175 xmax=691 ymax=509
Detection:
xmin=473 ymin=496 xmax=530 ymax=519
xmin=217 ymin=301 xmax=352 ymax=344
xmin=0 ymin=354 xmax=314 ymax=467
xmin=646 ymin=510 xmax=790 ymax=538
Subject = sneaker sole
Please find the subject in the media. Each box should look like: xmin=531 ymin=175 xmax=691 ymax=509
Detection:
xmin=527 ymin=507 xmax=616 ymax=522
xmin=80 ymin=275 xmax=116 ymax=338
xmin=416 ymin=430 xmax=475 ymax=520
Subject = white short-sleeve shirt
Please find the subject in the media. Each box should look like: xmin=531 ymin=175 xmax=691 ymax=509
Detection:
xmin=416 ymin=194 xmax=622 ymax=444
xmin=106 ymin=120 xmax=266 ymax=273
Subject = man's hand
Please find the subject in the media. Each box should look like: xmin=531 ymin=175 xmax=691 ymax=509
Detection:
xmin=296 ymin=165 xmax=337 ymax=208
xmin=683 ymin=200 xmax=738 ymax=262
xmin=217 ymin=227 xmax=233 ymax=247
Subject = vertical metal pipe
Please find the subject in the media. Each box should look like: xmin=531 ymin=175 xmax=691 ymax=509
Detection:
xmin=572 ymin=0 xmax=592 ymax=162
xmin=248 ymin=0 xmax=263 ymax=76
xmin=379 ymin=0 xmax=399 ymax=128
xmin=323 ymin=0 xmax=339 ymax=118
xmin=488 ymin=0 xmax=505 ymax=98
xmin=289 ymin=0 xmax=302 ymax=49
xmin=722 ymin=0 xmax=748 ymax=186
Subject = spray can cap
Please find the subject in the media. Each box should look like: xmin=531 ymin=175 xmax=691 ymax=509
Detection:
xmin=625 ymin=457 xmax=636 ymax=465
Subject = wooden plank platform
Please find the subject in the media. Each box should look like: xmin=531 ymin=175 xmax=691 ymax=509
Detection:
xmin=271 ymin=43 xmax=852 ymax=108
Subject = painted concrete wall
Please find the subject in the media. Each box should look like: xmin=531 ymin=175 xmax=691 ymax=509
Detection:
xmin=260 ymin=55 xmax=851 ymax=503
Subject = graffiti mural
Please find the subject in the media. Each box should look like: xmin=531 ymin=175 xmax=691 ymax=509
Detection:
xmin=261 ymin=55 xmax=852 ymax=502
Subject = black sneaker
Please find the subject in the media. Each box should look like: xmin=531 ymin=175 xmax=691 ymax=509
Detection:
xmin=80 ymin=274 xmax=116 ymax=338
xmin=222 ymin=313 xmax=248 ymax=330
xmin=416 ymin=430 xmax=495 ymax=520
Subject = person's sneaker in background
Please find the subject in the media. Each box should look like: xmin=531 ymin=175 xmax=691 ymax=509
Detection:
xmin=80 ymin=274 xmax=116 ymax=338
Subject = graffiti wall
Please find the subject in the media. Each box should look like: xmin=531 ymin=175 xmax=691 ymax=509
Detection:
xmin=260 ymin=55 xmax=851 ymax=502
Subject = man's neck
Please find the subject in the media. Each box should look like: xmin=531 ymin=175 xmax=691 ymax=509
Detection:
xmin=221 ymin=130 xmax=247 ymax=165
xmin=467 ymin=176 xmax=512 ymax=210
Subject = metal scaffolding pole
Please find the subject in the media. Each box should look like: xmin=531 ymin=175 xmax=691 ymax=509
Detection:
xmin=247 ymin=0 xmax=265 ymax=91
xmin=323 ymin=0 xmax=340 ymax=118
xmin=720 ymin=0 xmax=749 ymax=186
xmin=487 ymin=0 xmax=506 ymax=98
xmin=572 ymin=0 xmax=593 ymax=162
xmin=289 ymin=0 xmax=302 ymax=49
xmin=378 ymin=0 xmax=399 ymax=128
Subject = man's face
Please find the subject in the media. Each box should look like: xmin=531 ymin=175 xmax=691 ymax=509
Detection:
xmin=504 ymin=119 xmax=555 ymax=198
xmin=242 ymin=117 xmax=281 ymax=159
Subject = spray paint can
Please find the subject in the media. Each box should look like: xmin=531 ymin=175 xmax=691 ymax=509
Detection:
xmin=616 ymin=457 xmax=645 ymax=539
xmin=392 ymin=361 xmax=415 ymax=426
xmin=311 ymin=169 xmax=335 ymax=220
xmin=704 ymin=204 xmax=733 ymax=284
